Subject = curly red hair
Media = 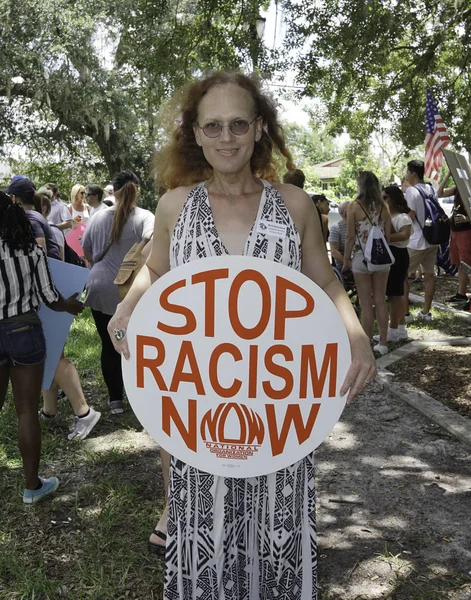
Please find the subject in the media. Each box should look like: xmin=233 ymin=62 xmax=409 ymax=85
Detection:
xmin=155 ymin=72 xmax=295 ymax=189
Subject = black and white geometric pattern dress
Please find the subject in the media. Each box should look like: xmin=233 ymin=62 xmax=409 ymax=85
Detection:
xmin=165 ymin=180 xmax=317 ymax=600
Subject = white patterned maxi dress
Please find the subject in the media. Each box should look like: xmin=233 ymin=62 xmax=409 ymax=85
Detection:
xmin=165 ymin=180 xmax=317 ymax=600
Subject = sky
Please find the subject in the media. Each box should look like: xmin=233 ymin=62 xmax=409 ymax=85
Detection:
xmin=260 ymin=2 xmax=312 ymax=126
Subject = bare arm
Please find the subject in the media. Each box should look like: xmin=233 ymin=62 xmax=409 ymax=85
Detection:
xmin=329 ymin=241 xmax=344 ymax=265
xmin=36 ymin=237 xmax=47 ymax=251
xmin=437 ymin=170 xmax=455 ymax=198
xmin=321 ymin=214 xmax=329 ymax=244
xmin=342 ymin=202 xmax=356 ymax=271
xmin=390 ymin=224 xmax=412 ymax=243
xmin=382 ymin=202 xmax=392 ymax=244
xmin=56 ymin=220 xmax=72 ymax=231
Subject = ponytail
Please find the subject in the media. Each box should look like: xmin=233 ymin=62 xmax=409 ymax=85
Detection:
xmin=109 ymin=171 xmax=140 ymax=244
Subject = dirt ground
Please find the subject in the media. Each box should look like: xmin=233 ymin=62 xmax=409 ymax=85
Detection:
xmin=388 ymin=346 xmax=471 ymax=419
xmin=316 ymin=380 xmax=471 ymax=599
xmin=409 ymin=273 xmax=468 ymax=306
xmin=386 ymin=274 xmax=471 ymax=414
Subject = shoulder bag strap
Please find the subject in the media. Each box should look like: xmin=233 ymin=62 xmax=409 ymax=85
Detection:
xmin=355 ymin=200 xmax=373 ymax=225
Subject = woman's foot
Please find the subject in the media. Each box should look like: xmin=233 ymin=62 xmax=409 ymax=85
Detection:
xmin=148 ymin=505 xmax=168 ymax=555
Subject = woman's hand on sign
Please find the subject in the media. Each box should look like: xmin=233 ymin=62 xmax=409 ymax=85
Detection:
xmin=108 ymin=305 xmax=131 ymax=359
xmin=340 ymin=334 xmax=377 ymax=402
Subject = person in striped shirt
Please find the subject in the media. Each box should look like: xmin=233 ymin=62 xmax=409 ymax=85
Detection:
xmin=0 ymin=192 xmax=84 ymax=504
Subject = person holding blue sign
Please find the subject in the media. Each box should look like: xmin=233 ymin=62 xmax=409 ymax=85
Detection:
xmin=107 ymin=72 xmax=376 ymax=599
xmin=0 ymin=192 xmax=84 ymax=503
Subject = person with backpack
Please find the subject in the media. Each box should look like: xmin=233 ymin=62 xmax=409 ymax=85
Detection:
xmin=403 ymin=160 xmax=448 ymax=321
xmin=343 ymin=171 xmax=392 ymax=355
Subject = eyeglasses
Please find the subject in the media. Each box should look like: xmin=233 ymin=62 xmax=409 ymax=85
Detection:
xmin=196 ymin=117 xmax=258 ymax=138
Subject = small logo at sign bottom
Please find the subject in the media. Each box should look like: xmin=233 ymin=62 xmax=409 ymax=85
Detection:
xmin=201 ymin=402 xmax=265 ymax=461
xmin=205 ymin=442 xmax=262 ymax=460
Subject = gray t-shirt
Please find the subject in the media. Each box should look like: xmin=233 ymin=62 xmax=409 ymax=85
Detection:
xmin=328 ymin=220 xmax=347 ymax=268
xmin=82 ymin=206 xmax=154 ymax=315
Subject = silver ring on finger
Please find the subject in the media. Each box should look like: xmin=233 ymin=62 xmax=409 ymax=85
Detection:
xmin=113 ymin=327 xmax=127 ymax=341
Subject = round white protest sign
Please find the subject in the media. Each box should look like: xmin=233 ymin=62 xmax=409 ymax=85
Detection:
xmin=122 ymin=256 xmax=351 ymax=478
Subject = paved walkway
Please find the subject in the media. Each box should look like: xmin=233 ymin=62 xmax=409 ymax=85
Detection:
xmin=317 ymin=374 xmax=471 ymax=599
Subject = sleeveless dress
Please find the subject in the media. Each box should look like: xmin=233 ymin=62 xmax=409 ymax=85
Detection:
xmin=165 ymin=180 xmax=317 ymax=600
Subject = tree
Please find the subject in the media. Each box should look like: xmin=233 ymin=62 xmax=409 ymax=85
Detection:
xmin=283 ymin=122 xmax=337 ymax=166
xmin=0 ymin=0 xmax=271 ymax=186
xmin=332 ymin=139 xmax=380 ymax=198
xmin=281 ymin=0 xmax=471 ymax=154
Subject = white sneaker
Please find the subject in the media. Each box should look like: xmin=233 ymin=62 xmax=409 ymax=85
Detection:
xmin=373 ymin=328 xmax=399 ymax=343
xmin=68 ymin=407 xmax=101 ymax=440
xmin=373 ymin=343 xmax=389 ymax=356
xmin=416 ymin=311 xmax=432 ymax=322
xmin=405 ymin=313 xmax=415 ymax=323
xmin=397 ymin=328 xmax=408 ymax=341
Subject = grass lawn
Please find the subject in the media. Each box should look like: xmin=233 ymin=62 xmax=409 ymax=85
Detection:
xmin=1 ymin=299 xmax=469 ymax=599
xmin=0 ymin=310 xmax=165 ymax=599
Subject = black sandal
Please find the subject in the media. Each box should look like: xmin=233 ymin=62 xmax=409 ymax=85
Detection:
xmin=148 ymin=529 xmax=167 ymax=556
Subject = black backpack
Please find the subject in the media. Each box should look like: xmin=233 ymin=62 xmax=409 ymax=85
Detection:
xmin=414 ymin=184 xmax=451 ymax=245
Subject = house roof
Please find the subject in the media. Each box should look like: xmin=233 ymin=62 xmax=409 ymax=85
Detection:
xmin=313 ymin=157 xmax=345 ymax=180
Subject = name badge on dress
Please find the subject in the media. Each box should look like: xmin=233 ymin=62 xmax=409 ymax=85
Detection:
xmin=256 ymin=220 xmax=288 ymax=239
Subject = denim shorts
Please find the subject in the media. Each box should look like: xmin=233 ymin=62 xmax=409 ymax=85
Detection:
xmin=0 ymin=321 xmax=46 ymax=366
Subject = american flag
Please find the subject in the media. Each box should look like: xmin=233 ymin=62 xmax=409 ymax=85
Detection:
xmin=425 ymin=87 xmax=450 ymax=180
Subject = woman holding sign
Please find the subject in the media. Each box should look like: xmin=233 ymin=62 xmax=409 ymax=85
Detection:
xmin=108 ymin=72 xmax=376 ymax=599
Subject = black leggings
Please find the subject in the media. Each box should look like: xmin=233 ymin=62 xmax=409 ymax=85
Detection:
xmin=91 ymin=309 xmax=123 ymax=402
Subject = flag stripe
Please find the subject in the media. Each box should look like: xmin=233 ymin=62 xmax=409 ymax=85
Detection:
xmin=424 ymin=88 xmax=450 ymax=180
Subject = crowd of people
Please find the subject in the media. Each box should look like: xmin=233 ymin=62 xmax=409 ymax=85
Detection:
xmin=1 ymin=70 xmax=470 ymax=599
xmin=0 ymin=172 xmax=154 ymax=503
xmin=286 ymin=160 xmax=470 ymax=356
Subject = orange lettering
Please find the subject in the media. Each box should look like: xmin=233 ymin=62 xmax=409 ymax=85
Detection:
xmin=228 ymin=270 xmax=271 ymax=339
xmin=157 ymin=279 xmax=196 ymax=335
xmin=274 ymin=276 xmax=315 ymax=340
xmin=192 ymin=268 xmax=229 ymax=337
xmin=162 ymin=396 xmax=197 ymax=452
xmin=265 ymin=403 xmax=321 ymax=456
xmin=248 ymin=344 xmax=258 ymax=398
xmin=136 ymin=335 xmax=167 ymax=390
xmin=218 ymin=403 xmax=247 ymax=444
xmin=262 ymin=344 xmax=294 ymax=400
xmin=169 ymin=341 xmax=205 ymax=394
xmin=299 ymin=343 xmax=338 ymax=398
xmin=209 ymin=343 xmax=242 ymax=398
xmin=200 ymin=403 xmax=225 ymax=442
xmin=240 ymin=404 xmax=265 ymax=444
